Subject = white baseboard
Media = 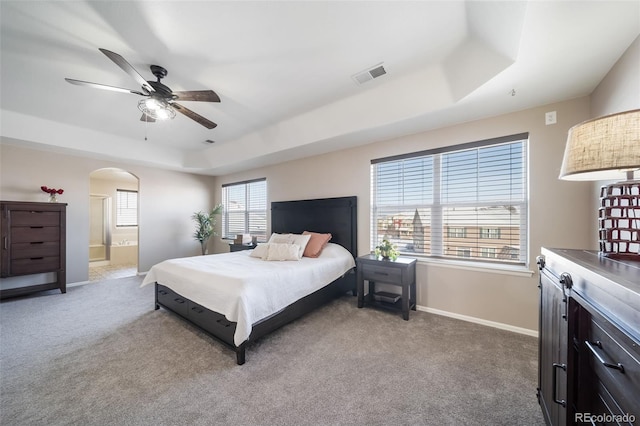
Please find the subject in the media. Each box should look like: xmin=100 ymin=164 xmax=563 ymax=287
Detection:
xmin=416 ymin=305 xmax=538 ymax=338
xmin=67 ymin=280 xmax=91 ymax=288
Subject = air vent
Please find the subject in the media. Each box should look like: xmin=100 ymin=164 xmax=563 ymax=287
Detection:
xmin=352 ymin=63 xmax=387 ymax=85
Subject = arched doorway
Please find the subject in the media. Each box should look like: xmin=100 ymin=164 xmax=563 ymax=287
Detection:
xmin=88 ymin=168 xmax=139 ymax=281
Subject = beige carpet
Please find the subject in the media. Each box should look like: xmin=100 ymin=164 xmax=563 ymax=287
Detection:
xmin=0 ymin=276 xmax=545 ymax=425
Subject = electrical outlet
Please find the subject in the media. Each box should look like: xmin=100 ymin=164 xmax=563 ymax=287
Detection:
xmin=545 ymin=111 xmax=557 ymax=125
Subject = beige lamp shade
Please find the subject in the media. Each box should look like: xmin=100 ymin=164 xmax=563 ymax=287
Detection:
xmin=559 ymin=109 xmax=640 ymax=181
xmin=558 ymin=109 xmax=640 ymax=259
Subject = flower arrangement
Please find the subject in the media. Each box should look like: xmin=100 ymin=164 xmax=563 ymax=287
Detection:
xmin=375 ymin=239 xmax=399 ymax=260
xmin=41 ymin=186 xmax=63 ymax=202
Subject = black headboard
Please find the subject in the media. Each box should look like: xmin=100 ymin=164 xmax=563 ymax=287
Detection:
xmin=271 ymin=196 xmax=357 ymax=258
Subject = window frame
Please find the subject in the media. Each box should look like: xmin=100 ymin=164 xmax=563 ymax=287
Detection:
xmin=115 ymin=189 xmax=138 ymax=227
xmin=370 ymin=133 xmax=529 ymax=268
xmin=221 ymin=178 xmax=267 ymax=241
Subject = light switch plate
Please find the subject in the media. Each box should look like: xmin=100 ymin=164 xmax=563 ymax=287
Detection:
xmin=545 ymin=111 xmax=557 ymax=125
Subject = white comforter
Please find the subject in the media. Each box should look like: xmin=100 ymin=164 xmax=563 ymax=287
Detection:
xmin=141 ymin=243 xmax=355 ymax=346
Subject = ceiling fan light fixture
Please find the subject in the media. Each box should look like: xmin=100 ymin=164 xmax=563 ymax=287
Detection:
xmin=137 ymin=98 xmax=175 ymax=120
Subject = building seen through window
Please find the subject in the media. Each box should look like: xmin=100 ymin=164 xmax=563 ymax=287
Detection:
xmin=371 ymin=134 xmax=528 ymax=265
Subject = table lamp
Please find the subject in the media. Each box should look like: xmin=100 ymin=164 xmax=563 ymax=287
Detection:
xmin=559 ymin=109 xmax=640 ymax=260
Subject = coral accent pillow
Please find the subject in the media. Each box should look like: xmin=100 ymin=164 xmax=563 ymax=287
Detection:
xmin=302 ymin=231 xmax=332 ymax=257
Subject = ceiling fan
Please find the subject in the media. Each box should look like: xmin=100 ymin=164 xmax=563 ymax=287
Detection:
xmin=65 ymin=48 xmax=220 ymax=129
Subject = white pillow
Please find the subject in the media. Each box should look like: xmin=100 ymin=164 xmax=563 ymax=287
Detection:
xmin=265 ymin=243 xmax=301 ymax=261
xmin=267 ymin=233 xmax=310 ymax=259
xmin=289 ymin=233 xmax=311 ymax=259
xmin=249 ymin=243 xmax=270 ymax=259
xmin=268 ymin=233 xmax=293 ymax=244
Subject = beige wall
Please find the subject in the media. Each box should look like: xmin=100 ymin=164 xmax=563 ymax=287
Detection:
xmin=591 ymin=35 xmax=640 ymax=117
xmin=0 ymin=142 xmax=217 ymax=285
xmin=213 ymin=97 xmax=595 ymax=333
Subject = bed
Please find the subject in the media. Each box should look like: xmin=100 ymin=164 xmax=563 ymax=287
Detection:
xmin=142 ymin=196 xmax=357 ymax=365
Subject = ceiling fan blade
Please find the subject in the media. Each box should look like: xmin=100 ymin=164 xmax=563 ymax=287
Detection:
xmin=140 ymin=113 xmax=156 ymax=123
xmin=65 ymin=78 xmax=146 ymax=96
xmin=172 ymin=103 xmax=217 ymax=129
xmin=173 ymin=90 xmax=221 ymax=103
xmin=99 ymin=48 xmax=154 ymax=94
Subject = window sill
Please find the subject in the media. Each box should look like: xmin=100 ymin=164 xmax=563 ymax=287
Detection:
xmin=414 ymin=256 xmax=535 ymax=278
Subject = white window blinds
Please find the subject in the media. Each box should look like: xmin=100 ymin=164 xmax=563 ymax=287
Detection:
xmin=116 ymin=189 xmax=138 ymax=227
xmin=371 ymin=134 xmax=528 ymax=265
xmin=222 ymin=178 xmax=267 ymax=241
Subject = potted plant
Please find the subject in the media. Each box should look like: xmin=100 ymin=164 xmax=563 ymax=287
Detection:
xmin=192 ymin=204 xmax=223 ymax=255
xmin=375 ymin=239 xmax=399 ymax=260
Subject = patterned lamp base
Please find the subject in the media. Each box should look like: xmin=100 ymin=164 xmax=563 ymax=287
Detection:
xmin=599 ymin=181 xmax=640 ymax=260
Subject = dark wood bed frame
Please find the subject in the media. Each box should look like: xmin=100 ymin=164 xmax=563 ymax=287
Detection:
xmin=154 ymin=196 xmax=357 ymax=365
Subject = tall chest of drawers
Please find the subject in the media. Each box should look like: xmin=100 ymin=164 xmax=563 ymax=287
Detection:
xmin=537 ymin=248 xmax=639 ymax=425
xmin=1 ymin=201 xmax=67 ymax=299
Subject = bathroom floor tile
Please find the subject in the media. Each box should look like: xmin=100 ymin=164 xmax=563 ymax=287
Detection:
xmin=88 ymin=263 xmax=137 ymax=282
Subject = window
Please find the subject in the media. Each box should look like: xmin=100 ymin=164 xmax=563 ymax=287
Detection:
xmin=447 ymin=227 xmax=466 ymax=238
xmin=481 ymin=247 xmax=497 ymax=258
xmin=457 ymin=248 xmax=471 ymax=258
xmin=371 ymin=133 xmax=528 ymax=265
xmin=116 ymin=189 xmax=138 ymax=227
xmin=222 ymin=178 xmax=267 ymax=241
xmin=480 ymin=228 xmax=501 ymax=239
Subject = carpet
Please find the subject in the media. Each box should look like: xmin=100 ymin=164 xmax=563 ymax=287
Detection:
xmin=0 ymin=276 xmax=545 ymax=425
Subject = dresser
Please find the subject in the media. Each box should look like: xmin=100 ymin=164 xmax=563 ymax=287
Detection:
xmin=537 ymin=248 xmax=639 ymax=425
xmin=1 ymin=201 xmax=67 ymax=299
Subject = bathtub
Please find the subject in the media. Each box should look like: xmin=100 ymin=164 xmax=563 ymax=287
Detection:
xmin=89 ymin=244 xmax=106 ymax=262
xmin=110 ymin=241 xmax=138 ymax=265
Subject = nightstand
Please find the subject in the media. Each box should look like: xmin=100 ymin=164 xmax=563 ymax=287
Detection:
xmin=229 ymin=243 xmax=256 ymax=252
xmin=356 ymin=254 xmax=417 ymax=320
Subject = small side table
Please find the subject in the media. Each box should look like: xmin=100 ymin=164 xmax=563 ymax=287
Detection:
xmin=230 ymin=243 xmax=256 ymax=252
xmin=356 ymin=254 xmax=417 ymax=320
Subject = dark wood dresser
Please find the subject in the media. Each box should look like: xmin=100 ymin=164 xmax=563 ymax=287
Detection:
xmin=1 ymin=201 xmax=67 ymax=299
xmin=537 ymin=248 xmax=639 ymax=425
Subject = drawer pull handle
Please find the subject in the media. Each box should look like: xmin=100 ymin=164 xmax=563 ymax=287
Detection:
xmin=30 ymin=257 xmax=44 ymax=260
xmin=174 ymin=298 xmax=185 ymax=304
xmin=30 ymin=226 xmax=44 ymax=229
xmin=552 ymin=363 xmax=567 ymax=407
xmin=374 ymin=271 xmax=389 ymax=276
xmin=30 ymin=241 xmax=44 ymax=245
xmin=158 ymin=290 xmax=167 ymax=295
xmin=191 ymin=306 xmax=203 ymax=314
xmin=585 ymin=341 xmax=625 ymax=373
xmin=216 ymin=319 xmax=230 ymax=327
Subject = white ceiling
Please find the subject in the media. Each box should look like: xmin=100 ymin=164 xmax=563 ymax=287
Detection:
xmin=1 ymin=1 xmax=639 ymax=176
